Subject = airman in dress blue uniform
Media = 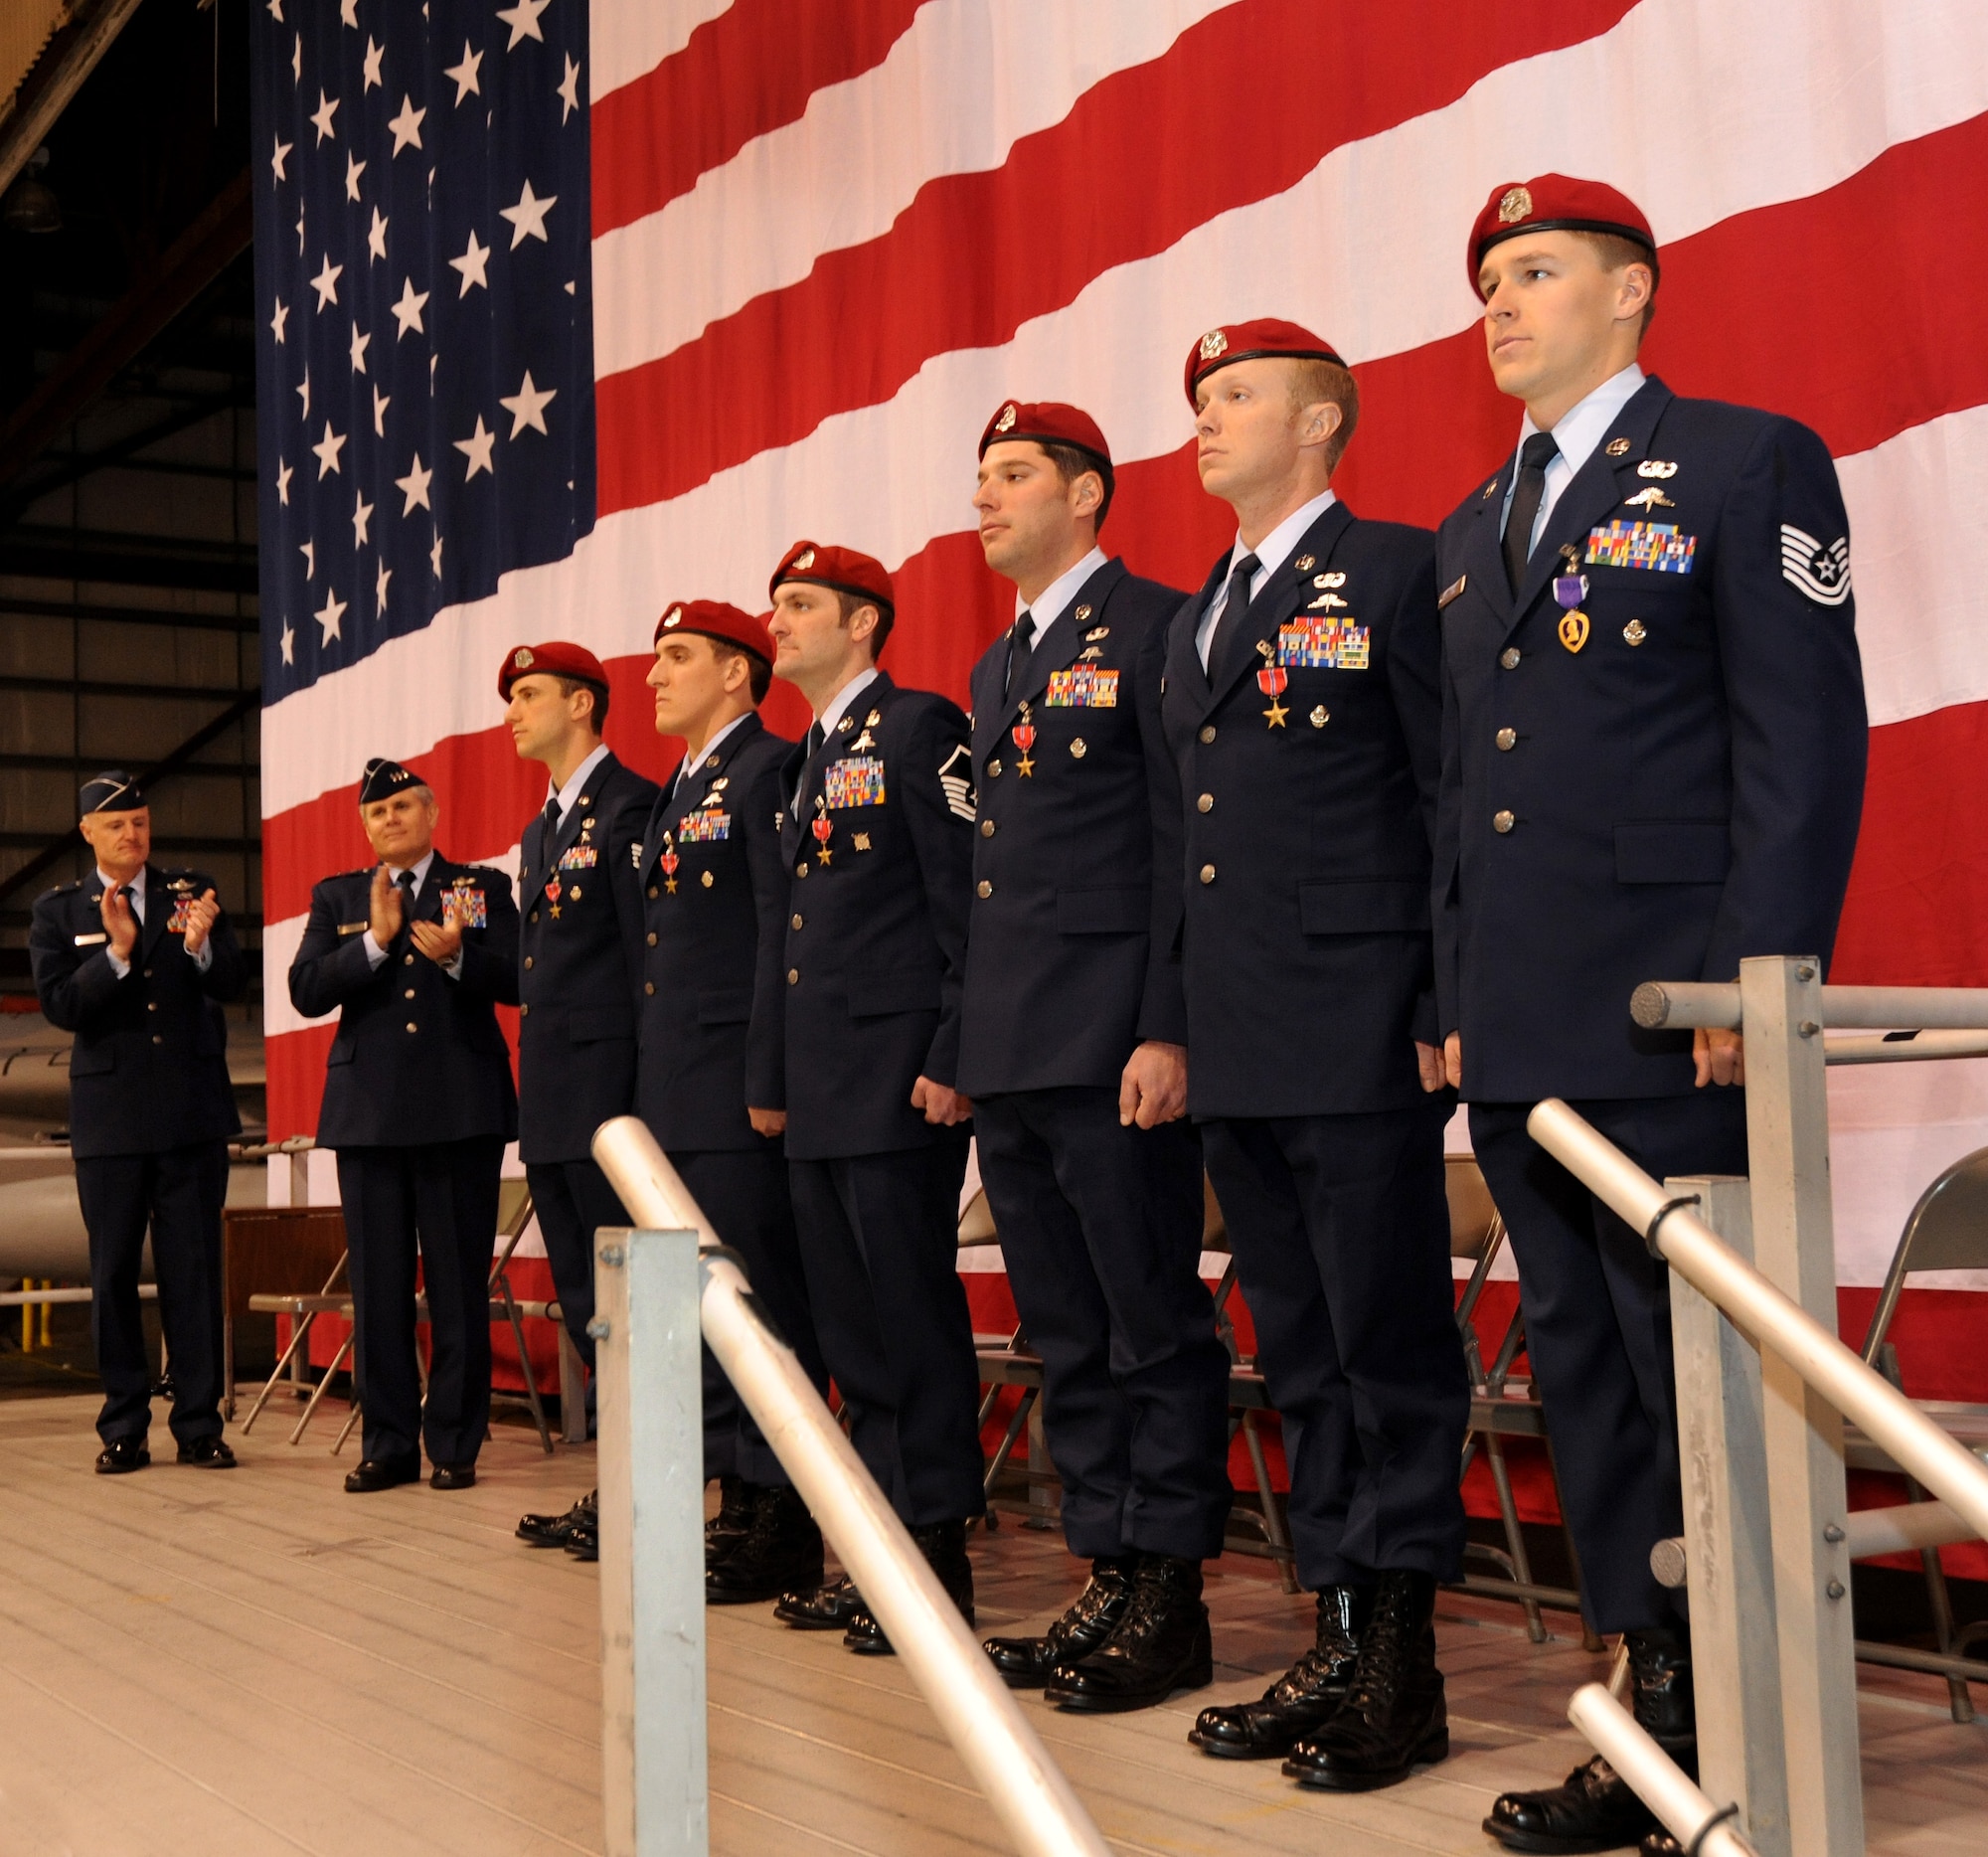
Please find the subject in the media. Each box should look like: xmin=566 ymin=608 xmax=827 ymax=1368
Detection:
xmin=759 ymin=540 xmax=986 ymax=1655
xmin=286 ymin=760 xmax=520 ymax=1492
xmin=635 ymin=598 xmax=830 ymax=1604
xmin=503 ymin=640 xmax=659 ymax=1562
xmin=1161 ymin=322 xmax=1469 ymax=1792
xmin=29 ymin=772 xmax=246 ymax=1471
xmin=1435 ymin=178 xmax=1867 ymax=1857
xmin=957 ymin=400 xmax=1233 ymax=1713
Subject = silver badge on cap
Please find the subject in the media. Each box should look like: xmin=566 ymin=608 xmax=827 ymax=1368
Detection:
xmin=1198 ymin=328 xmax=1229 ymax=361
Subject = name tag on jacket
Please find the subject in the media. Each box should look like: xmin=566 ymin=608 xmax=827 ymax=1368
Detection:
xmin=74 ymin=931 xmax=108 ymax=946
xmin=824 ymin=757 xmax=887 ymax=808
xmin=1045 ymin=666 xmax=1119 ymax=708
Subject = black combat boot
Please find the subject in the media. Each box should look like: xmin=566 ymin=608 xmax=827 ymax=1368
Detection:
xmin=706 ymin=1484 xmax=825 ymax=1604
xmin=1482 ymin=1623 xmax=1695 ymax=1851
xmin=1043 ymin=1554 xmax=1212 ymax=1713
xmin=845 ymin=1519 xmax=974 ymax=1654
xmin=517 ymin=1488 xmax=594 ymax=1548
xmin=706 ymin=1474 xmax=755 ymax=1571
xmin=775 ymin=1573 xmax=865 ymax=1630
xmin=1283 ymin=1569 xmax=1447 ymax=1790
xmin=983 ymin=1557 xmax=1137 ymax=1688
xmin=1190 ymin=1583 xmax=1372 ymax=1759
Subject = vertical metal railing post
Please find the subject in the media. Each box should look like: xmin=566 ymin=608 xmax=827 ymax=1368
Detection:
xmin=1667 ymin=1174 xmax=1790 ymax=1856
xmin=1738 ymin=955 xmax=1864 ymax=1855
xmin=594 ymin=1227 xmax=709 ymax=1857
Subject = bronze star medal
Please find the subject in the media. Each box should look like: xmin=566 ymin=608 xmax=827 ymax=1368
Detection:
xmin=1254 ymin=641 xmax=1289 ymax=727
xmin=811 ymin=794 xmax=834 ymax=865
xmin=1011 ymin=700 xmax=1037 ymax=777
xmin=659 ymin=832 xmax=680 ymax=895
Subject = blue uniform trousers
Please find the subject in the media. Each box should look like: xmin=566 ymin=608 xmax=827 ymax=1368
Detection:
xmin=787 ymin=1131 xmax=986 ymax=1527
xmin=336 ymin=1138 xmax=505 ymax=1467
xmin=76 ymin=1139 xmax=229 ymax=1446
xmin=673 ymin=1146 xmax=827 ymax=1488
xmin=1469 ymin=1089 xmax=1748 ymax=1634
xmin=525 ymin=1156 xmax=630 ymax=1373
xmin=1201 ymin=1101 xmax=1468 ymax=1590
xmin=974 ymin=1089 xmax=1232 ymax=1560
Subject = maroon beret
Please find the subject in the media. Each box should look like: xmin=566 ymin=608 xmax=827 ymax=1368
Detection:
xmin=769 ymin=540 xmax=894 ymax=613
xmin=1469 ymin=175 xmax=1657 ymax=293
xmin=1185 ymin=318 xmax=1346 ymax=407
xmin=977 ymin=400 xmax=1111 ymax=468
xmin=498 ymin=639 xmax=609 ymax=700
xmin=654 ymin=598 xmax=773 ymax=663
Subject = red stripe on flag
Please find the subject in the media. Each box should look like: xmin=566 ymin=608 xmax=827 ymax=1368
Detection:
xmin=592 ymin=0 xmax=1638 ymax=515
xmin=590 ymin=0 xmax=927 ymax=238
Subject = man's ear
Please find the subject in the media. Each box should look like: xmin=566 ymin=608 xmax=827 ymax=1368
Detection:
xmin=1299 ymin=400 xmax=1343 ymax=451
xmin=848 ymin=602 xmax=880 ymax=646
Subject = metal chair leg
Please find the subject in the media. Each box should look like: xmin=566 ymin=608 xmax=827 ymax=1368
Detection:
xmin=984 ymin=1386 xmax=1037 ymax=1495
xmin=1240 ymin=1409 xmax=1299 ymax=1595
xmin=496 ymin=1279 xmax=555 ymax=1453
xmin=1485 ymin=1432 xmax=1548 ymax=1642
xmin=332 ymin=1394 xmax=362 ymax=1454
xmin=241 ymin=1307 xmax=317 ymax=1434
xmin=290 ymin=1330 xmax=354 ymax=1445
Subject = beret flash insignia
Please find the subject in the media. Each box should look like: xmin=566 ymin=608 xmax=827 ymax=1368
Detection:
xmin=513 ymin=646 xmax=535 ymax=669
xmin=793 ymin=548 xmax=816 ymax=571
xmin=663 ymin=606 xmax=684 ymax=628
xmin=1198 ymin=327 xmax=1229 ymax=361
xmin=1498 ymin=184 xmax=1532 ymax=224
xmin=995 ymin=404 xmax=1017 ymax=432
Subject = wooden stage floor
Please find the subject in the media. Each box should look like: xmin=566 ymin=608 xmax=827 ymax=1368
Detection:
xmin=0 ymin=1393 xmax=1981 ymax=1856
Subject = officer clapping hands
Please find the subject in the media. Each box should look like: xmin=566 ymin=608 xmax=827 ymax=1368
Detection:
xmin=367 ymin=860 xmax=464 ymax=967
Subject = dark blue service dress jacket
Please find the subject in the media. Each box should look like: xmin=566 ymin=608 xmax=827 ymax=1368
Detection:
xmin=1432 ymin=375 xmax=1868 ymax=1101
xmin=30 ymin=868 xmax=247 ymax=1158
xmin=1161 ymin=500 xmax=1443 ymax=1119
xmin=777 ymin=673 xmax=975 ymax=1161
xmin=635 ymin=712 xmax=793 ymax=1150
xmin=515 ymin=750 xmax=659 ymax=1162
xmin=286 ymin=856 xmax=520 ymax=1146
xmin=958 ymin=557 xmax=1189 ymax=1096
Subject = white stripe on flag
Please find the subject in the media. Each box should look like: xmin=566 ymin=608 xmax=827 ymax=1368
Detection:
xmin=588 ymin=0 xmax=737 ymax=104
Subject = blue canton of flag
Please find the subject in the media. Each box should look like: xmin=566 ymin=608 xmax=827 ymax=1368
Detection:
xmin=250 ymin=0 xmax=593 ymax=700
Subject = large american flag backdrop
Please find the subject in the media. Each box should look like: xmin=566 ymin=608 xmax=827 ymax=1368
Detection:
xmin=250 ymin=1 xmax=1988 ymax=1460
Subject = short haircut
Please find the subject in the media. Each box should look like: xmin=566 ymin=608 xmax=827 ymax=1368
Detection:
xmin=833 ymin=589 xmax=895 ymax=659
xmin=361 ymin=782 xmax=435 ymax=812
xmin=1037 ymin=439 xmax=1115 ymax=528
xmin=1287 ymin=357 xmax=1361 ymax=472
xmin=708 ymin=637 xmax=773 ymax=704
xmin=1573 ymin=231 xmax=1658 ymax=337
xmin=553 ymin=673 xmax=610 ymax=733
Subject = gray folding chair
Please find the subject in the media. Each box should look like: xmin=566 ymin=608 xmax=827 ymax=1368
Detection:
xmin=1855 ymin=1144 xmax=1988 ymax=1722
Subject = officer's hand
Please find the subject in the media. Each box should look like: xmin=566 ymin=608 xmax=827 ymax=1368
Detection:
xmin=1443 ymin=1032 xmax=1461 ymax=1090
xmin=410 ymin=919 xmax=463 ymax=966
xmin=100 ymin=885 xmax=138 ymax=961
xmin=369 ymin=863 xmax=404 ymax=945
xmin=748 ymin=1106 xmax=787 ymax=1137
xmin=911 ymin=1077 xmax=972 ymax=1125
xmin=181 ymin=888 xmax=221 ymax=956
xmin=1694 ymin=1027 xmax=1745 ymax=1088
xmin=1415 ymin=1041 xmax=1446 ymax=1093
xmin=1118 ymin=1040 xmax=1187 ymax=1128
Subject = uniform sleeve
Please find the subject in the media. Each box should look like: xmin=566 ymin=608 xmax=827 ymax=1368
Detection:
xmin=1701 ymin=419 xmax=1868 ymax=983
xmin=1432 ymin=597 xmax=1464 ymax=1045
xmin=454 ymin=873 xmax=521 ymax=1004
xmin=288 ymin=883 xmax=382 ymax=1019
xmin=904 ymin=702 xmax=976 ymax=1089
xmin=197 ymin=889 xmax=248 ymax=1004
xmin=743 ymin=754 xmax=789 ymax=1110
xmin=1385 ymin=539 xmax=1444 ymax=1047
xmin=29 ymin=895 xmax=121 ymax=1032
xmin=1132 ymin=594 xmax=1190 ymax=1047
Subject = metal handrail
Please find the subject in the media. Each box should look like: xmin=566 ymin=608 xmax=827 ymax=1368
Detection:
xmin=1526 ymin=1099 xmax=1988 ymax=1544
xmin=591 ymin=1116 xmax=1110 ymax=1857
xmin=1567 ymin=1686 xmax=1757 ymax=1857
xmin=1632 ymin=979 xmax=1988 ymax=1033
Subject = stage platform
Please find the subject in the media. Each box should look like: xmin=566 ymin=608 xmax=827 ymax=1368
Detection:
xmin=0 ymin=1393 xmax=1980 ymax=1856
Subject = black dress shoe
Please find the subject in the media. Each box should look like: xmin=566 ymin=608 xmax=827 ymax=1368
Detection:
xmin=708 ymin=1485 xmax=824 ymax=1604
xmin=1484 ymin=1625 xmax=1695 ymax=1851
xmin=176 ymin=1435 xmax=237 ymax=1468
xmin=984 ymin=1557 xmax=1136 ymax=1688
xmin=1284 ymin=1569 xmax=1447 ymax=1791
xmin=1044 ymin=1554 xmax=1212 ymax=1712
xmin=707 ymin=1474 xmax=755 ymax=1570
xmin=344 ymin=1455 xmax=421 ymax=1493
xmin=565 ymin=1519 xmax=599 ymax=1562
xmin=1191 ymin=1583 xmax=1372 ymax=1759
xmin=518 ymin=1489 xmax=596 ymax=1548
xmin=429 ymin=1461 xmax=476 ymax=1489
xmin=95 ymin=1435 xmax=150 ymax=1475
xmin=776 ymin=1573 xmax=864 ymax=1630
xmin=846 ymin=1519 xmax=974 ymax=1655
